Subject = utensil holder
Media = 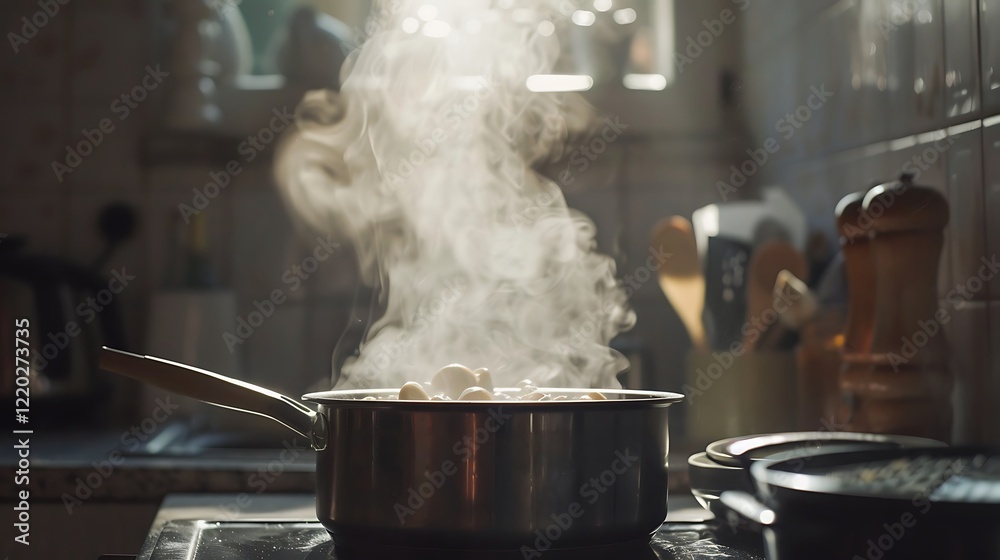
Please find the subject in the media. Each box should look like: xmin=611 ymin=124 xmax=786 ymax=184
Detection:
xmin=684 ymin=350 xmax=796 ymax=443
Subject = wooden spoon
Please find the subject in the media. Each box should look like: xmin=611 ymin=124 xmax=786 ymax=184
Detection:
xmin=651 ymin=216 xmax=706 ymax=352
xmin=743 ymin=240 xmax=808 ymax=351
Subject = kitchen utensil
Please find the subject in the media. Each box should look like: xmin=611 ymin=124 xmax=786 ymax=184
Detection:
xmin=840 ymin=175 xmax=952 ymax=440
xmin=702 ymin=236 xmax=751 ymax=349
xmin=685 ymin=351 xmax=795 ymax=443
xmin=689 ymin=432 xmax=943 ymax=517
xmin=772 ymin=270 xmax=818 ymax=331
xmin=720 ymin=446 xmax=1000 ymax=560
xmin=99 ymin=347 xmax=684 ymax=550
xmin=743 ymin=242 xmax=807 ymax=351
xmin=651 ymin=216 xmax=706 ymax=351
xmin=743 ymin=241 xmax=809 ymax=350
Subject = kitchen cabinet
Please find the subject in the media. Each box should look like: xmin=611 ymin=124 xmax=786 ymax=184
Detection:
xmin=983 ymin=0 xmax=1000 ymax=112
xmin=943 ymin=0 xmax=981 ymax=119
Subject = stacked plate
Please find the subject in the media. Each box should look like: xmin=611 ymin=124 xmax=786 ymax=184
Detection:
xmin=687 ymin=431 xmax=945 ymax=516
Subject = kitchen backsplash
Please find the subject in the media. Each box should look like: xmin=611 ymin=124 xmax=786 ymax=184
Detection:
xmin=739 ymin=0 xmax=1000 ymax=443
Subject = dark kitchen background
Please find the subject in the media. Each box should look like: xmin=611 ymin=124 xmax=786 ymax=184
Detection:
xmin=0 ymin=0 xmax=999 ymax=558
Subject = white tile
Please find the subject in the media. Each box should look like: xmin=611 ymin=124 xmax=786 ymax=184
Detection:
xmin=943 ymin=0 xmax=981 ymax=120
xmin=885 ymin=0 xmax=945 ymax=136
xmin=945 ymin=127 xmax=985 ymax=300
xmin=982 ymin=0 xmax=1000 ymax=113
xmin=983 ymin=120 xmax=1000 ymax=299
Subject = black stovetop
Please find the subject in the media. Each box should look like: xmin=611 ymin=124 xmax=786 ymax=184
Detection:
xmin=141 ymin=521 xmax=762 ymax=560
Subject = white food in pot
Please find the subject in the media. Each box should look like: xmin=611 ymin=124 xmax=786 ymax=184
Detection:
xmin=458 ymin=386 xmax=493 ymax=401
xmin=399 ymin=381 xmax=430 ymax=400
xmin=386 ymin=364 xmax=610 ymax=402
xmin=474 ymin=368 xmax=494 ymax=392
xmin=430 ymin=364 xmax=479 ymax=399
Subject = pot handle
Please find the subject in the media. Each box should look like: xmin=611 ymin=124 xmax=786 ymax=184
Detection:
xmin=718 ymin=491 xmax=777 ymax=533
xmin=99 ymin=347 xmax=328 ymax=450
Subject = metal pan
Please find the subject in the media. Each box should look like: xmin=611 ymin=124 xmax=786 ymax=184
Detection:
xmin=99 ymin=347 xmax=684 ymax=551
xmin=720 ymin=446 xmax=1000 ymax=560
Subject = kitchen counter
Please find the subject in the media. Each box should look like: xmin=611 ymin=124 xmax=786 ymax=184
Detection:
xmin=0 ymin=430 xmax=316 ymax=502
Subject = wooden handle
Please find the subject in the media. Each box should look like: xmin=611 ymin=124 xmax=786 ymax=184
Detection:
xmin=651 ymin=216 xmax=706 ymax=350
xmin=743 ymin=241 xmax=807 ymax=351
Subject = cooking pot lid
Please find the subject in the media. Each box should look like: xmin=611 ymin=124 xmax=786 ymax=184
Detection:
xmin=706 ymin=431 xmax=946 ymax=468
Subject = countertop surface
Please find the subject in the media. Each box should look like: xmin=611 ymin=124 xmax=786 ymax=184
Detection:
xmin=2 ymin=429 xmax=317 ymax=501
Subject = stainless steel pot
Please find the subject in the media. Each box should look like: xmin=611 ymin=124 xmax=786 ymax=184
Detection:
xmin=100 ymin=347 xmax=684 ymax=550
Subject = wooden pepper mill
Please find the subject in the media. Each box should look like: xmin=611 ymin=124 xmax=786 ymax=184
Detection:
xmin=839 ymin=174 xmax=952 ymax=440
xmin=836 ymin=190 xmax=877 ymax=357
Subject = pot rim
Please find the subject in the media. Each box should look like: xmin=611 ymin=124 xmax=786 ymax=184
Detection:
xmin=303 ymin=387 xmax=684 ymax=410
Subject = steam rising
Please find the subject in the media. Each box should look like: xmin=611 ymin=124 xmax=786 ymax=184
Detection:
xmin=276 ymin=0 xmax=635 ymax=389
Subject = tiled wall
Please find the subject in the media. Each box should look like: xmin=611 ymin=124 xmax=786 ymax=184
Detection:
xmin=738 ymin=0 xmax=1000 ymax=443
